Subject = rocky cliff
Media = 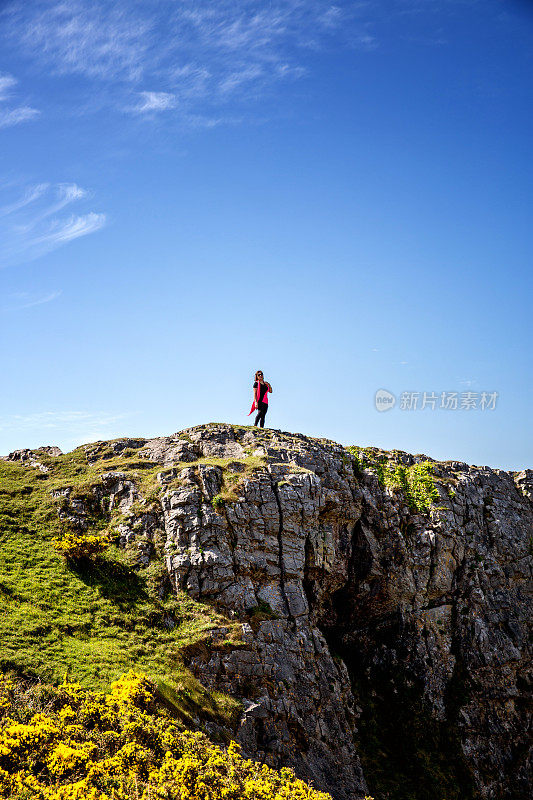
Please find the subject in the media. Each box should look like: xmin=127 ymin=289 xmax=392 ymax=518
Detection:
xmin=2 ymin=424 xmax=532 ymax=800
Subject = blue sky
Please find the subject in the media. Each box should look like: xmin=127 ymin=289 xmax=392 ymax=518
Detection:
xmin=0 ymin=0 xmax=531 ymax=469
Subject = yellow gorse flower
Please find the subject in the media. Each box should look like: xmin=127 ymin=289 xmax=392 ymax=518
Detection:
xmin=0 ymin=670 xmax=334 ymax=800
xmin=52 ymin=529 xmax=112 ymax=560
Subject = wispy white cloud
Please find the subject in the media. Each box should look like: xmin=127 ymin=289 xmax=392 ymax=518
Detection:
xmin=3 ymin=1 xmax=152 ymax=81
xmin=0 ymin=73 xmax=17 ymax=100
xmin=2 ymin=1 xmax=372 ymax=125
xmin=25 ymin=183 xmax=89 ymax=226
xmin=0 ymin=410 xmax=136 ymax=453
xmin=0 ymin=183 xmax=49 ymax=216
xmin=0 ymin=181 xmax=106 ymax=266
xmin=1 ymin=410 xmax=129 ymax=430
xmin=0 ymin=105 xmax=40 ymax=128
xmin=0 ymin=72 xmax=39 ymax=128
xmin=219 ymin=65 xmax=264 ymax=95
xmin=2 ymin=290 xmax=61 ymax=311
xmin=133 ymin=91 xmax=177 ymax=113
xmin=31 ymin=212 xmax=106 ymax=245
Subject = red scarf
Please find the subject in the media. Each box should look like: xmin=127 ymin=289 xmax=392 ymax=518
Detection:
xmin=248 ymin=381 xmax=263 ymax=415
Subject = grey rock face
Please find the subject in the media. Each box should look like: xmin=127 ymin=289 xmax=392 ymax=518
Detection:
xmin=53 ymin=470 xmax=160 ymax=567
xmin=514 ymin=469 xmax=533 ymax=503
xmin=2 ymin=445 xmax=63 ymax=472
xmin=3 ymin=445 xmax=63 ymax=461
xmin=59 ymin=423 xmax=531 ymax=799
xmin=147 ymin=425 xmax=531 ymax=800
xmin=140 ymin=434 xmax=200 ymax=465
xmin=83 ymin=438 xmax=147 ymax=464
xmin=35 ymin=445 xmax=63 ymax=457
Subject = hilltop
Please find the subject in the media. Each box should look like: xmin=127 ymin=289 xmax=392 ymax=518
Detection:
xmin=0 ymin=423 xmax=531 ymax=800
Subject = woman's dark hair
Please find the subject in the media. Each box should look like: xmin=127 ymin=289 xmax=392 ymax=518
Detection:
xmin=255 ymin=370 xmax=263 ymax=381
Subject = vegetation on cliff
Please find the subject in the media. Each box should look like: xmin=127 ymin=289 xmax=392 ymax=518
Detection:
xmin=0 ymin=669 xmax=333 ymax=799
xmin=0 ymin=440 xmax=336 ymax=798
xmin=0 ymin=447 xmax=240 ymax=723
xmin=346 ymin=447 xmax=439 ymax=513
xmin=2 ymin=425 xmax=529 ymax=800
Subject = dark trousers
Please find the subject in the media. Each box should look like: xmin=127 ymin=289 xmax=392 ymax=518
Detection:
xmin=254 ymin=401 xmax=268 ymax=428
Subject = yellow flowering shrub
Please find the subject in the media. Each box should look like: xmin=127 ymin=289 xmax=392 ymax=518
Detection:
xmin=0 ymin=671 xmax=334 ymax=800
xmin=109 ymin=672 xmax=154 ymax=712
xmin=51 ymin=529 xmax=111 ymax=560
xmin=47 ymin=742 xmax=95 ymax=777
xmin=0 ymin=679 xmax=14 ymax=714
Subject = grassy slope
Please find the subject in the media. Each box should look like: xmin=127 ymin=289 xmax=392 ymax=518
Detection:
xmin=0 ymin=444 xmax=243 ymax=729
xmin=1 ymin=427 xmax=455 ymax=799
xmin=0 ymin=433 xmax=441 ymax=696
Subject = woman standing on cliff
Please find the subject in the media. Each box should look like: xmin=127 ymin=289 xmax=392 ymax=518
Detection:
xmin=250 ymin=370 xmax=272 ymax=428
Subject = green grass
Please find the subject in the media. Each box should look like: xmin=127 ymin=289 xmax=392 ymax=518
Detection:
xmin=346 ymin=447 xmax=439 ymax=513
xmin=0 ymin=450 xmax=243 ymax=730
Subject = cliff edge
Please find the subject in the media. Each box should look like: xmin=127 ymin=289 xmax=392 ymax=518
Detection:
xmin=1 ymin=423 xmax=531 ymax=800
